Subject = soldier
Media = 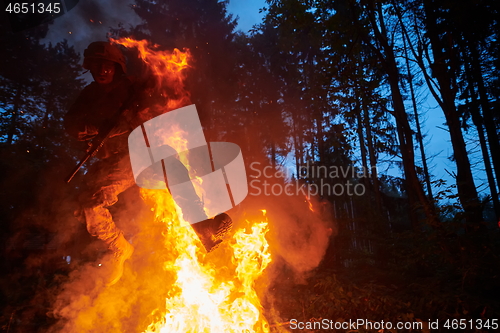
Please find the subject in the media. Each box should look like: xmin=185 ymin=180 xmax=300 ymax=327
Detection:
xmin=65 ymin=41 xmax=231 ymax=286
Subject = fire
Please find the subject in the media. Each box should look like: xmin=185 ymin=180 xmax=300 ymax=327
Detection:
xmin=114 ymin=38 xmax=209 ymax=210
xmin=305 ymin=196 xmax=315 ymax=212
xmin=141 ymin=188 xmax=271 ymax=333
xmin=112 ymin=39 xmax=272 ymax=332
xmin=158 ymin=124 xmax=189 ymax=154
xmin=112 ymin=38 xmax=192 ymax=110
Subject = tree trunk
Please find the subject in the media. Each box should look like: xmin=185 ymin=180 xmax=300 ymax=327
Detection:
xmin=463 ymin=54 xmax=500 ymax=220
xmin=292 ymin=105 xmax=304 ymax=178
xmin=386 ymin=59 xmax=431 ymax=229
xmin=423 ymin=0 xmax=483 ymax=227
xmin=355 ymin=97 xmax=376 ymax=226
xmin=362 ymin=98 xmax=387 ymax=229
xmin=364 ymin=0 xmax=439 ymax=228
xmin=468 ymin=40 xmax=500 ymax=195
xmin=355 ymin=100 xmax=369 ymax=174
xmin=403 ymin=33 xmax=434 ymax=202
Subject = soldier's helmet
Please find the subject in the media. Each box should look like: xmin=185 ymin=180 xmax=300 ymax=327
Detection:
xmin=83 ymin=41 xmax=127 ymax=73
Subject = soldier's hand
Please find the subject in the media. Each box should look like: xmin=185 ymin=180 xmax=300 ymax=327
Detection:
xmin=109 ymin=115 xmax=130 ymax=138
xmin=77 ymin=125 xmax=98 ymax=141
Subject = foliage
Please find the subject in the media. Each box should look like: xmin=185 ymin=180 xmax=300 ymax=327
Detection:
xmin=266 ymin=225 xmax=500 ymax=332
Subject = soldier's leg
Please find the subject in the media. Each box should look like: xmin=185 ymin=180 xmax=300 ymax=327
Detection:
xmin=162 ymin=156 xmax=232 ymax=252
xmin=81 ymin=184 xmax=130 ymax=252
xmin=79 ymin=155 xmax=135 ymax=285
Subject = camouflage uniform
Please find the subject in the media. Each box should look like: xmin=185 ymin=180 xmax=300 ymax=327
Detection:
xmin=65 ymin=73 xmax=229 ymax=253
xmin=65 ymin=75 xmax=139 ymax=254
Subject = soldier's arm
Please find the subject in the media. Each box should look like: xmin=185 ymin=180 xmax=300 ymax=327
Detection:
xmin=108 ymin=77 xmax=156 ymax=137
xmin=64 ymin=86 xmax=99 ymax=141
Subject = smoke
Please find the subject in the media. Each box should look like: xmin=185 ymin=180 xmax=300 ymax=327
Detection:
xmin=232 ymin=176 xmax=337 ymax=284
xmin=269 ymin=194 xmax=335 ymax=279
xmin=34 ymin=159 xmax=337 ymax=332
xmin=0 ymin=153 xmax=99 ymax=331
xmin=0 ymin=136 xmax=337 ymax=332
xmin=226 ymin=170 xmax=337 ymax=330
xmin=42 ymin=0 xmax=141 ymax=53
xmin=43 ymin=187 xmax=172 ymax=333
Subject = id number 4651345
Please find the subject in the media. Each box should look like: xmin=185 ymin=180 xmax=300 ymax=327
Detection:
xmin=6 ymin=2 xmax=61 ymax=14
xmin=444 ymin=319 xmax=498 ymax=330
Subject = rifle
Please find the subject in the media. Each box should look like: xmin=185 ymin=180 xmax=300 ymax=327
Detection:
xmin=65 ymin=85 xmax=140 ymax=183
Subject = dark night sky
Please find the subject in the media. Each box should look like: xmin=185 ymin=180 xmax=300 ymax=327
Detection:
xmin=42 ymin=0 xmax=266 ymax=52
xmin=42 ymin=0 xmax=141 ymax=53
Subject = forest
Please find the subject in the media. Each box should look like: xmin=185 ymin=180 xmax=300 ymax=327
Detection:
xmin=1 ymin=0 xmax=499 ymax=332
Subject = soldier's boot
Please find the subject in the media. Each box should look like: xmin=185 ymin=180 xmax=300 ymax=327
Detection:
xmin=191 ymin=213 xmax=233 ymax=252
xmin=107 ymin=233 xmax=134 ymax=286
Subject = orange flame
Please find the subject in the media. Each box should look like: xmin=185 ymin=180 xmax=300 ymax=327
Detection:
xmin=112 ymin=38 xmax=192 ymax=110
xmin=305 ymin=196 xmax=315 ymax=212
xmin=114 ymin=39 xmax=208 ymax=210
xmin=141 ymin=188 xmax=271 ymax=333
xmin=111 ymin=39 xmax=272 ymax=332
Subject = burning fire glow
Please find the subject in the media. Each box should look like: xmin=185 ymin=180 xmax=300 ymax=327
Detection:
xmin=111 ymin=39 xmax=272 ymax=332
xmin=112 ymin=37 xmax=192 ymax=110
xmin=113 ymin=38 xmax=207 ymax=202
xmin=305 ymin=196 xmax=315 ymax=212
xmin=142 ymin=190 xmax=271 ymax=332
